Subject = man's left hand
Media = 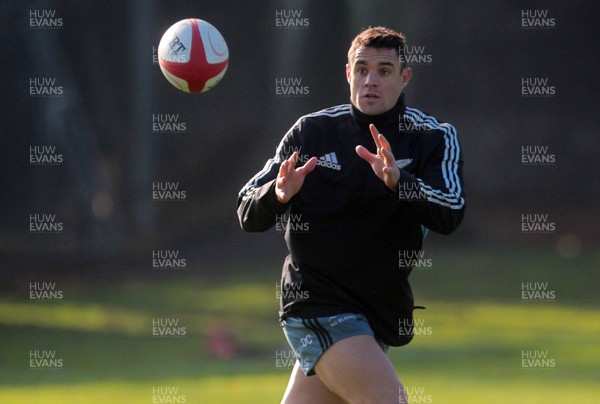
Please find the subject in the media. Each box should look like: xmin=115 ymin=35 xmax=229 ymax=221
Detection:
xmin=356 ymin=124 xmax=400 ymax=191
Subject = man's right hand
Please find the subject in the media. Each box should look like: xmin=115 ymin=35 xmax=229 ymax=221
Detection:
xmin=275 ymin=152 xmax=317 ymax=203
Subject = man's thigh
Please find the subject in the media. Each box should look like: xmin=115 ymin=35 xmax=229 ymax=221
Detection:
xmin=315 ymin=334 xmax=406 ymax=404
xmin=281 ymin=360 xmax=346 ymax=404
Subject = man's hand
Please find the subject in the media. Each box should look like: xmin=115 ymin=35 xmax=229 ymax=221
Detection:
xmin=275 ymin=152 xmax=318 ymax=203
xmin=356 ymin=124 xmax=400 ymax=191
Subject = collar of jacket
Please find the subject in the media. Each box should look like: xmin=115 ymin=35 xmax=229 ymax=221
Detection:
xmin=350 ymin=93 xmax=406 ymax=130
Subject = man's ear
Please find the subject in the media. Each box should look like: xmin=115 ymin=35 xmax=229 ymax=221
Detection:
xmin=401 ymin=67 xmax=412 ymax=85
xmin=346 ymin=63 xmax=351 ymax=83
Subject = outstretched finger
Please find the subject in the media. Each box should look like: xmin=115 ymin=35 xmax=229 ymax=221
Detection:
xmin=279 ymin=153 xmax=295 ymax=182
xmin=290 ymin=151 xmax=299 ymax=167
xmin=378 ymin=135 xmax=395 ymax=163
xmin=278 ymin=158 xmax=288 ymax=177
xmin=380 ymin=146 xmax=396 ymax=167
xmin=378 ymin=133 xmax=392 ymax=151
xmin=369 ymin=124 xmax=383 ymax=150
xmin=277 ymin=170 xmax=287 ymax=190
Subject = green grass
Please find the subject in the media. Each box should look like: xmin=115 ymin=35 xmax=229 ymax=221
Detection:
xmin=0 ymin=249 xmax=598 ymax=403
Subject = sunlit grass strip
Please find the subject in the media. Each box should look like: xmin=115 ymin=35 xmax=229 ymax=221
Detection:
xmin=414 ymin=302 xmax=600 ymax=345
xmin=0 ymin=374 xmax=598 ymax=404
xmin=1 ymin=299 xmax=598 ymax=342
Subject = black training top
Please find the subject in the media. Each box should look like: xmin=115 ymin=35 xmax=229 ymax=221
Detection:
xmin=237 ymin=94 xmax=465 ymax=346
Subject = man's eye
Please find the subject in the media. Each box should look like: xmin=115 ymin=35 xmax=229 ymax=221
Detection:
xmin=380 ymin=70 xmax=390 ymax=76
xmin=357 ymin=68 xmax=367 ymax=75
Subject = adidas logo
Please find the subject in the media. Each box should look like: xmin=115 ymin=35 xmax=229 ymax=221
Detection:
xmin=317 ymin=152 xmax=341 ymax=170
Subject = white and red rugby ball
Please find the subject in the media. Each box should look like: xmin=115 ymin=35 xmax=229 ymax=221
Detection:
xmin=158 ymin=18 xmax=229 ymax=93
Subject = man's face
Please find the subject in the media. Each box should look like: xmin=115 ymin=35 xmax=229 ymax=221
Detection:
xmin=346 ymin=46 xmax=412 ymax=116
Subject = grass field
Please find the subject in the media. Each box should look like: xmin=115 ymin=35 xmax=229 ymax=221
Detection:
xmin=0 ymin=249 xmax=598 ymax=403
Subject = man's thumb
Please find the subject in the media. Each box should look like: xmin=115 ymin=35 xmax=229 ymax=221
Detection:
xmin=298 ymin=157 xmax=318 ymax=176
xmin=356 ymin=145 xmax=375 ymax=163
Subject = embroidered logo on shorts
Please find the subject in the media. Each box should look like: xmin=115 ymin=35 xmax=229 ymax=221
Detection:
xmin=300 ymin=334 xmax=313 ymax=347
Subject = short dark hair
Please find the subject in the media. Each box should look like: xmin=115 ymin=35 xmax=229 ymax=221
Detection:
xmin=348 ymin=26 xmax=407 ymax=69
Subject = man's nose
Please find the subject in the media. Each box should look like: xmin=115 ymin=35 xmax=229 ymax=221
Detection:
xmin=364 ymin=70 xmax=378 ymax=87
